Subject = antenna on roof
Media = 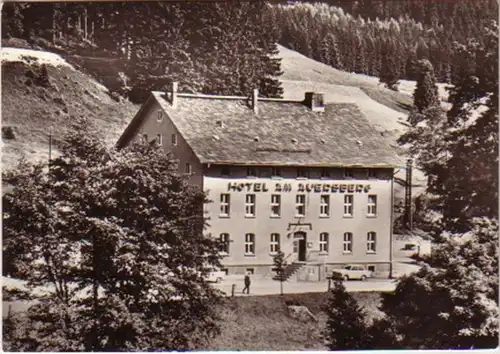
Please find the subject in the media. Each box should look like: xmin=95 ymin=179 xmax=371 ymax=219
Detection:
xmin=251 ymin=88 xmax=259 ymax=114
xmin=171 ymin=82 xmax=178 ymax=108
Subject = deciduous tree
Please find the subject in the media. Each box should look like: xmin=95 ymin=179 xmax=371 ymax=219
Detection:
xmin=271 ymin=251 xmax=287 ymax=296
xmin=2 ymin=119 xmax=223 ymax=351
xmin=378 ymin=218 xmax=499 ymax=349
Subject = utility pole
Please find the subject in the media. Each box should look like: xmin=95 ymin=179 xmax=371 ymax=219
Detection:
xmin=92 ymin=231 xmax=99 ymax=351
xmin=405 ymin=158 xmax=413 ymax=230
xmin=48 ymin=127 xmax=53 ymax=169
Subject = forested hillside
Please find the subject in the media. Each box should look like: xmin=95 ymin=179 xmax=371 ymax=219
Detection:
xmin=4 ymin=1 xmax=496 ymax=98
xmin=2 ymin=1 xmax=283 ymax=103
xmin=268 ymin=0 xmax=498 ymax=86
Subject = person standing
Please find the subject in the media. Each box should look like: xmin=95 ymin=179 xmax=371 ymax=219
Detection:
xmin=242 ymin=273 xmax=251 ymax=294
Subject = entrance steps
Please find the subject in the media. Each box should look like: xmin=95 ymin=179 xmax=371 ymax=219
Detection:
xmin=272 ymin=262 xmax=304 ymax=281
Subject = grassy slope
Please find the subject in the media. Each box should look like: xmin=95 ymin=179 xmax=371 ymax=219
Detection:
xmin=277 ymin=44 xmax=428 ymax=196
xmin=1 ymin=54 xmax=138 ymax=170
xmin=207 ymin=292 xmax=383 ymax=350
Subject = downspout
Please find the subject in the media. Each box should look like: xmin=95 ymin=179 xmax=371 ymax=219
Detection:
xmin=389 ymin=169 xmax=394 ymax=279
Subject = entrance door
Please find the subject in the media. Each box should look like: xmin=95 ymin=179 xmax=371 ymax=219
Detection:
xmin=294 ymin=231 xmax=307 ymax=261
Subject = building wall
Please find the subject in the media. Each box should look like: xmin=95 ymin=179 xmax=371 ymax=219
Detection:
xmin=204 ymin=165 xmax=393 ymax=277
xmin=133 ymin=101 xmax=203 ymax=187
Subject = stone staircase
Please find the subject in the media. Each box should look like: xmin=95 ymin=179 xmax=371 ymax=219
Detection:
xmin=272 ymin=262 xmax=304 ymax=281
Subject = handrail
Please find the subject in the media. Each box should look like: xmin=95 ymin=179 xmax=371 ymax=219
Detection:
xmin=285 ymin=252 xmax=298 ymax=264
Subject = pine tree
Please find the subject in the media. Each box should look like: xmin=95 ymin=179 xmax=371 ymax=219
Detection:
xmin=379 ymin=40 xmax=400 ymax=90
xmin=323 ymin=279 xmax=371 ymax=350
xmin=405 ymin=50 xmax=418 ymax=80
xmin=1 ymin=2 xmax=27 ymax=39
xmin=123 ymin=1 xmax=282 ymax=102
xmin=413 ymin=59 xmax=439 ymax=113
xmin=35 ymin=64 xmax=51 ymax=87
xmin=354 ymin=34 xmax=367 ymax=74
xmin=438 ymin=21 xmax=498 ymax=231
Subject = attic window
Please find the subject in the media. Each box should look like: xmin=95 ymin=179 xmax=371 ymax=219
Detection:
xmin=171 ymin=133 xmax=177 ymax=146
xmin=157 ymin=111 xmax=163 ymax=122
xmin=297 ymin=168 xmax=309 ymax=179
xmin=344 ymin=168 xmax=354 ymax=179
xmin=247 ymin=167 xmax=257 ymax=177
xmin=271 ymin=167 xmax=282 ymax=178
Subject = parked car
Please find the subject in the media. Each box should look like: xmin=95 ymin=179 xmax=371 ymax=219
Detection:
xmin=205 ymin=268 xmax=226 ymax=283
xmin=332 ymin=264 xmax=373 ymax=281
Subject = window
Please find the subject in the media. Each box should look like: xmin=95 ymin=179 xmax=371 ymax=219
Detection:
xmin=244 ymin=233 xmax=255 ymax=255
xmin=270 ymin=233 xmax=280 ymax=254
xmin=367 ymin=195 xmax=377 ymax=216
xmin=247 ymin=166 xmax=257 ymax=177
xmin=156 ymin=134 xmax=162 ymax=146
xmin=270 ymin=194 xmax=281 ymax=217
xmin=157 ymin=110 xmax=163 ymax=122
xmin=143 ymin=133 xmax=148 ymax=142
xmin=367 ymin=265 xmax=376 ymax=272
xmin=368 ymin=169 xmax=377 ymax=179
xmin=320 ymin=195 xmax=330 ymax=217
xmin=220 ymin=193 xmax=230 ymax=216
xmin=343 ymin=232 xmax=353 ymax=253
xmin=293 ymin=240 xmax=298 ymax=253
xmin=221 ymin=166 xmax=230 ymax=176
xmin=367 ymin=232 xmax=376 ymax=253
xmin=246 ymin=268 xmax=255 ymax=275
xmin=185 ymin=163 xmax=192 ymax=174
xmin=321 ymin=168 xmax=331 ymax=178
xmin=319 ymin=232 xmax=329 ymax=253
xmin=297 ymin=168 xmax=309 ymax=179
xmin=171 ymin=133 xmax=177 ymax=146
xmin=344 ymin=168 xmax=354 ymax=179
xmin=295 ymin=194 xmax=306 ymax=217
xmin=219 ymin=233 xmax=230 ymax=254
xmin=245 ymin=194 xmax=256 ymax=217
xmin=344 ymin=195 xmax=354 ymax=217
xmin=271 ymin=167 xmax=282 ymax=178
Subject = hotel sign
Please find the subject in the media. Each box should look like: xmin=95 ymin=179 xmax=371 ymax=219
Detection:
xmin=227 ymin=182 xmax=371 ymax=193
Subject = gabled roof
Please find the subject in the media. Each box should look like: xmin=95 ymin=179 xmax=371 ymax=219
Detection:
xmin=117 ymin=91 xmax=403 ymax=168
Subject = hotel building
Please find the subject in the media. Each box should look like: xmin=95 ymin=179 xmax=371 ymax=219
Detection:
xmin=117 ymin=84 xmax=402 ymax=280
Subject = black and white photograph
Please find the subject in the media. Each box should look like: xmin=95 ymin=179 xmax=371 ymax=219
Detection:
xmin=1 ymin=0 xmax=498 ymax=351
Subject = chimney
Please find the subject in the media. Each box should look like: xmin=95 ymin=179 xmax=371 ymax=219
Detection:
xmin=304 ymin=92 xmax=325 ymax=112
xmin=251 ymin=88 xmax=259 ymax=114
xmin=171 ymin=81 xmax=178 ymax=108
